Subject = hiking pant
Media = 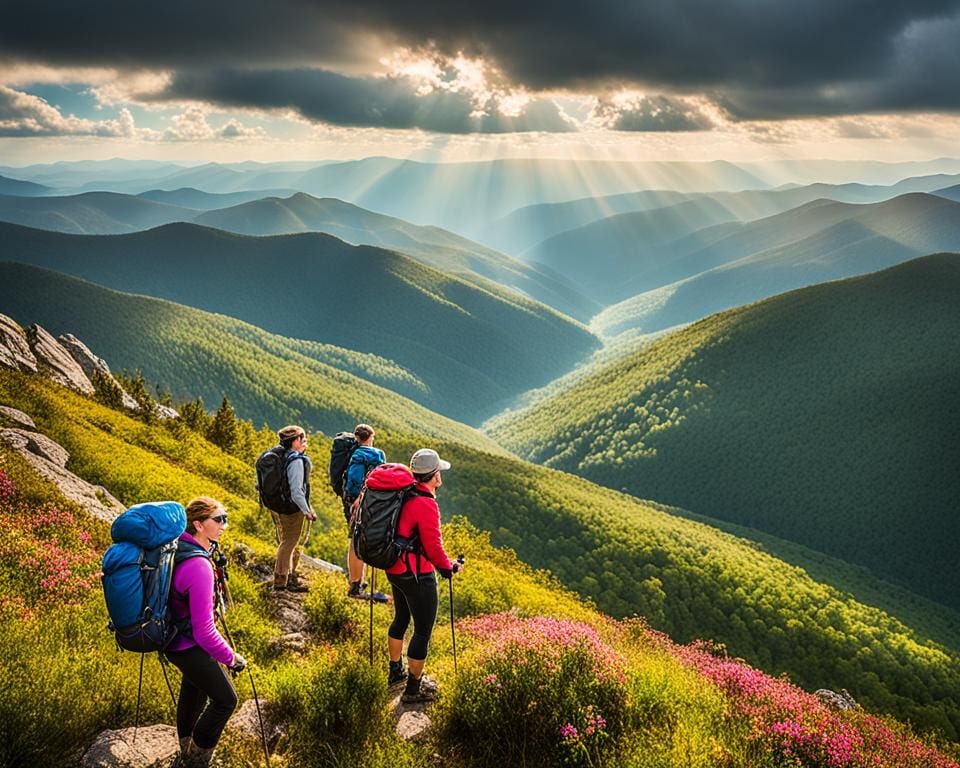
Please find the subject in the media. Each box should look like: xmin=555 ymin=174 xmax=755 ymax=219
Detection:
xmin=386 ymin=571 xmax=438 ymax=661
xmin=165 ymin=645 xmax=238 ymax=750
xmin=272 ymin=510 xmax=306 ymax=576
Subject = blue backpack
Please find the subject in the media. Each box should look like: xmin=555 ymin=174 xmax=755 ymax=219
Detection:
xmin=101 ymin=501 xmax=208 ymax=652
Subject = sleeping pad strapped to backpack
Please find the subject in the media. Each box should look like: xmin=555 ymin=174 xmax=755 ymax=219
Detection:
xmin=351 ymin=463 xmax=431 ymax=570
xmin=101 ymin=501 xmax=210 ymax=652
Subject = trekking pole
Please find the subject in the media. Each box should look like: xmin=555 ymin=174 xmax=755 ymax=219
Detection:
xmin=218 ymin=609 xmax=271 ymax=768
xmin=368 ymin=568 xmax=376 ymax=665
xmin=133 ymin=653 xmax=144 ymax=744
xmin=449 ymin=555 xmax=464 ymax=675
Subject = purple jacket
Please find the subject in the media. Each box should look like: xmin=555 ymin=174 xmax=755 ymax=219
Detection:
xmin=166 ymin=532 xmax=234 ymax=665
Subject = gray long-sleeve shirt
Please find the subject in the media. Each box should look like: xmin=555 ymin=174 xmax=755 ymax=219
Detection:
xmin=285 ymin=452 xmax=312 ymax=514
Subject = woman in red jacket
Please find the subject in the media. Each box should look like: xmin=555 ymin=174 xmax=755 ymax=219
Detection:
xmin=385 ymin=448 xmax=461 ymax=703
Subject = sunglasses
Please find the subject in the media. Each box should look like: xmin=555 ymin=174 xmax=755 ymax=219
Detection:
xmin=205 ymin=514 xmax=228 ymax=525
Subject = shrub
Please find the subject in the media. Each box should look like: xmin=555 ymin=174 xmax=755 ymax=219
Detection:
xmin=302 ymin=573 xmax=362 ymax=642
xmin=437 ymin=613 xmax=628 ymax=767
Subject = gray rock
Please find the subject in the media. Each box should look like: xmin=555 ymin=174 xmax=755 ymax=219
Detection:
xmin=26 ymin=324 xmax=95 ymax=395
xmin=0 ymin=428 xmax=123 ymax=522
xmin=1 ymin=427 xmax=69 ymax=467
xmin=391 ymin=694 xmax=433 ymax=742
xmin=815 ymin=688 xmax=861 ymax=711
xmin=0 ymin=405 xmax=36 ymax=428
xmin=155 ymin=403 xmax=179 ymax=420
xmin=268 ymin=631 xmax=309 ymax=655
xmin=80 ymin=724 xmax=177 ymax=768
xmin=0 ymin=313 xmax=38 ymax=372
xmin=57 ymin=333 xmax=141 ymax=410
xmin=227 ymin=698 xmax=284 ymax=752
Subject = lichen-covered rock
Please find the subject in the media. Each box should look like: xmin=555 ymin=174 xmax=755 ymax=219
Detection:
xmin=0 ymin=427 xmax=123 ymax=522
xmin=155 ymin=403 xmax=179 ymax=420
xmin=26 ymin=324 xmax=95 ymax=395
xmin=0 ymin=313 xmax=38 ymax=372
xmin=80 ymin=724 xmax=177 ymax=768
xmin=815 ymin=688 xmax=861 ymax=711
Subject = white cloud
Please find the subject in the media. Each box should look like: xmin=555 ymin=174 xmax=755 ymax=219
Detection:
xmin=163 ymin=106 xmax=264 ymax=141
xmin=0 ymin=85 xmax=136 ymax=136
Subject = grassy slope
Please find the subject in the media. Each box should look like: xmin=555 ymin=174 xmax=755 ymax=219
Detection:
xmin=2 ymin=369 xmax=959 ymax=740
xmin=491 ymin=253 xmax=960 ymax=613
xmin=0 ymin=224 xmax=599 ymax=424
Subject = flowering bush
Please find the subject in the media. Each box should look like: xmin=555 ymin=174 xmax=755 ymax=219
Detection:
xmin=437 ymin=612 xmax=628 ymax=767
xmin=676 ymin=639 xmax=958 ymax=768
xmin=0 ymin=468 xmax=100 ymax=617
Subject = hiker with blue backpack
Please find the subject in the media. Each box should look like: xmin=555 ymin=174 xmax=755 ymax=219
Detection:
xmin=342 ymin=424 xmax=389 ymax=602
xmin=379 ymin=448 xmax=462 ymax=702
xmin=164 ymin=497 xmax=245 ymax=767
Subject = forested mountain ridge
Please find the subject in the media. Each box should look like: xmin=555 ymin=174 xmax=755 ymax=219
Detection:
xmin=0 ymin=222 xmax=599 ymax=423
xmin=592 ymin=192 xmax=960 ymax=336
xmin=490 ymin=253 xmax=960 ymax=612
xmin=0 ymin=262 xmax=509 ymax=454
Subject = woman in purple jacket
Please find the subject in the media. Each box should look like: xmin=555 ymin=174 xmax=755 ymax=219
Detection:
xmin=165 ymin=497 xmax=245 ymax=768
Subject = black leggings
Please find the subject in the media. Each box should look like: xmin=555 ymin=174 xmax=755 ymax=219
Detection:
xmin=164 ymin=646 xmax=238 ymax=749
xmin=387 ymin=571 xmax=438 ymax=661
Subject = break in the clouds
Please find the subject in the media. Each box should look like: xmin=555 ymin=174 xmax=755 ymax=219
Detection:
xmin=154 ymin=68 xmax=575 ymax=134
xmin=2 ymin=0 xmax=960 ymax=134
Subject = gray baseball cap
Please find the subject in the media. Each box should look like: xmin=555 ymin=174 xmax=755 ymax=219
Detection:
xmin=410 ymin=448 xmax=451 ymax=474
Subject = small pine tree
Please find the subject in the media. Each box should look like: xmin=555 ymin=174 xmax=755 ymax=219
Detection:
xmin=178 ymin=397 xmax=211 ymax=435
xmin=90 ymin=370 xmax=124 ymax=410
xmin=116 ymin=370 xmax=157 ymax=423
xmin=207 ymin=396 xmax=238 ymax=452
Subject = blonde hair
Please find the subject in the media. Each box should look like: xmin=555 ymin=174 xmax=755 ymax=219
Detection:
xmin=185 ymin=496 xmax=223 ymax=534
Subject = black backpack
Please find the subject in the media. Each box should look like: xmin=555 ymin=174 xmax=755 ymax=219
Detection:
xmin=329 ymin=432 xmax=358 ymax=497
xmin=255 ymin=445 xmax=304 ymax=515
xmin=351 ymin=463 xmax=431 ymax=570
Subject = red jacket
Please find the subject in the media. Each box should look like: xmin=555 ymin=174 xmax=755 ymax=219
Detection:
xmin=385 ymin=482 xmax=454 ymax=576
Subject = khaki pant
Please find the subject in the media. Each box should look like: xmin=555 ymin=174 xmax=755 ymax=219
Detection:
xmin=272 ymin=511 xmax=307 ymax=576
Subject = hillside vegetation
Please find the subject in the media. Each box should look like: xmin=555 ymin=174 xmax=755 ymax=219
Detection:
xmin=593 ymin=193 xmax=960 ymax=336
xmin=0 ymin=263 xmax=508 ymax=455
xmin=3 ymin=367 xmax=960 ymax=742
xmin=3 ymin=412 xmax=957 ymax=768
xmin=0 ymin=224 xmax=599 ymax=423
xmin=491 ymin=254 xmax=960 ymax=614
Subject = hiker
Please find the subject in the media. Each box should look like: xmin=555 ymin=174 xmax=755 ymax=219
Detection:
xmin=385 ymin=448 xmax=462 ymax=703
xmin=343 ymin=423 xmax=388 ymax=601
xmin=270 ymin=425 xmax=316 ymax=592
xmin=165 ymin=497 xmax=245 ymax=768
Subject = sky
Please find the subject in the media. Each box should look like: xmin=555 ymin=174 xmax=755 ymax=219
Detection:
xmin=2 ymin=0 xmax=960 ymax=166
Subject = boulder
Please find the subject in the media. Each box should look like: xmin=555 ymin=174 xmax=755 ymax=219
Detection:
xmin=57 ymin=333 xmax=141 ymax=411
xmin=815 ymin=688 xmax=861 ymax=711
xmin=0 ymin=405 xmax=36 ymax=429
xmin=0 ymin=313 xmax=38 ymax=372
xmin=227 ymin=698 xmax=285 ymax=752
xmin=155 ymin=403 xmax=180 ymax=420
xmin=1 ymin=427 xmax=69 ymax=467
xmin=26 ymin=324 xmax=95 ymax=395
xmin=0 ymin=428 xmax=123 ymax=522
xmin=80 ymin=724 xmax=177 ymax=768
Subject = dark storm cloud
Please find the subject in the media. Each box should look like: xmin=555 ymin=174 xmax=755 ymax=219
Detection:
xmin=157 ymin=69 xmax=575 ymax=133
xmin=3 ymin=0 xmax=960 ymax=121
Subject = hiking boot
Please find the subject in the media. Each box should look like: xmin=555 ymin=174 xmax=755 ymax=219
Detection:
xmin=401 ymin=673 xmax=439 ymax=703
xmin=369 ymin=590 xmax=389 ymax=603
xmin=184 ymin=745 xmax=215 ymax=768
xmin=347 ymin=580 xmax=369 ymax=600
xmin=388 ymin=660 xmax=407 ymax=688
xmin=171 ymin=736 xmax=195 ymax=767
xmin=285 ymin=572 xmax=309 ymax=593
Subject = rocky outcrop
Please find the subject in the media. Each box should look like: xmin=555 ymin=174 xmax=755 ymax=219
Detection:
xmin=0 ymin=425 xmax=123 ymax=522
xmin=0 ymin=313 xmax=38 ymax=372
xmin=0 ymin=405 xmax=35 ymax=428
xmin=25 ymin=324 xmax=95 ymax=395
xmin=155 ymin=403 xmax=179 ymax=420
xmin=815 ymin=688 xmax=861 ymax=711
xmin=58 ymin=333 xmax=141 ymax=411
